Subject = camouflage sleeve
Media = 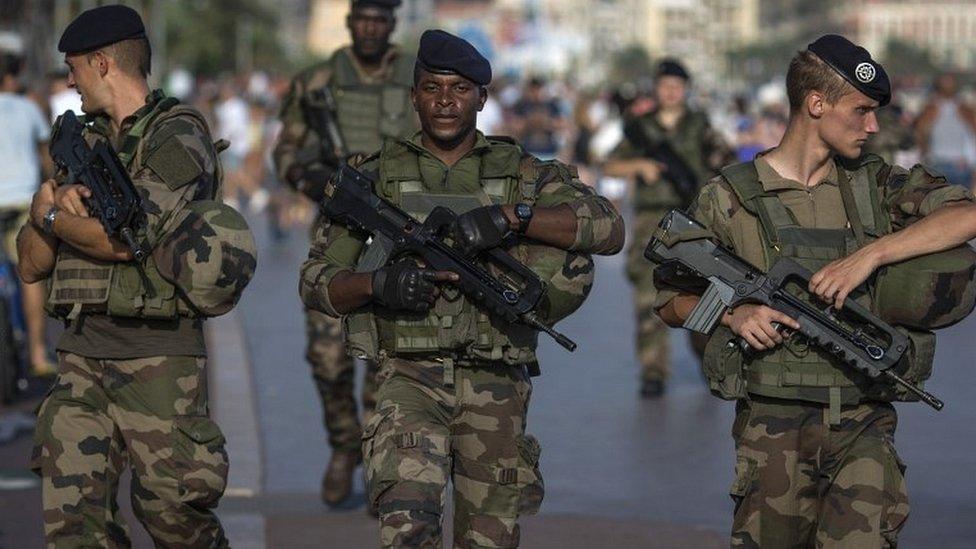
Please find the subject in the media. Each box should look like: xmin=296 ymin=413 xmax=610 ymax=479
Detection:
xmin=883 ymin=163 xmax=975 ymax=231
xmin=299 ymin=215 xmax=367 ymax=317
xmin=272 ymin=71 xmax=337 ymax=194
xmin=532 ymin=161 xmax=625 ymax=255
xmin=135 ymin=113 xmax=218 ymax=249
xmin=652 ymin=178 xmax=735 ymax=309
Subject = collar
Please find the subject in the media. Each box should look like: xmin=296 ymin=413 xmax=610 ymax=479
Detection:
xmin=754 ymin=153 xmax=839 ymax=192
xmin=403 ymin=130 xmax=492 ymax=160
xmin=88 ymin=89 xmax=166 ymax=137
xmin=342 ymin=45 xmax=400 ymax=84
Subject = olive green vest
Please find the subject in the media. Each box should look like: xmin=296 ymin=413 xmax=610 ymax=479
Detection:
xmin=632 ymin=110 xmax=709 ymax=210
xmin=344 ymin=137 xmax=592 ymax=366
xmin=329 ymin=48 xmax=415 ymax=155
xmin=46 ymin=94 xmax=221 ymax=321
xmin=703 ymin=156 xmax=935 ymax=407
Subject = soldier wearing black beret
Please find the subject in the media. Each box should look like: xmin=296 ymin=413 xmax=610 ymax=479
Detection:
xmin=274 ymin=0 xmax=418 ymax=510
xmin=20 ymin=4 xmax=234 ymax=547
xmin=604 ymin=55 xmax=734 ymax=398
xmin=652 ymin=33 xmax=976 ymax=547
xmin=300 ymin=28 xmax=623 ymax=547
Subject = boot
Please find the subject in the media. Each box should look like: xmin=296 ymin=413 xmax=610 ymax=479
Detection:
xmin=321 ymin=449 xmax=361 ymax=506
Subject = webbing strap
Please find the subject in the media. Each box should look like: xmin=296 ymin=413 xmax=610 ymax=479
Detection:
xmin=837 ymin=169 xmax=868 ymax=247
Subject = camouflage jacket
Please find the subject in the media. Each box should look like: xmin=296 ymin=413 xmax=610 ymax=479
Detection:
xmin=273 ymin=45 xmax=417 ymax=198
xmin=611 ymin=108 xmax=735 ymax=210
xmin=300 ymin=132 xmax=625 ymax=321
xmin=77 ymin=89 xmax=220 ymax=254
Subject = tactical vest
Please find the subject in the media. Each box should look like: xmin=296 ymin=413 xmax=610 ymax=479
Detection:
xmin=702 ymin=156 xmax=935 ymax=410
xmin=344 ymin=138 xmax=593 ymax=366
xmin=633 ymin=110 xmax=709 ymax=210
xmin=328 ymin=48 xmax=415 ymax=155
xmin=46 ymin=95 xmax=222 ymax=321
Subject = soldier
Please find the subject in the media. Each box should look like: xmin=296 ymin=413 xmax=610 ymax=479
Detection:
xmin=603 ymin=59 xmax=735 ymax=398
xmin=300 ymin=30 xmax=624 ymax=547
xmin=652 ymin=35 xmax=976 ymax=546
xmin=273 ymin=0 xmax=418 ymax=506
xmin=17 ymin=5 xmax=255 ymax=546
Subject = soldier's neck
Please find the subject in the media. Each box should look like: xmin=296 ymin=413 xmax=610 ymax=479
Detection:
xmin=656 ymin=105 xmax=685 ymax=129
xmin=764 ymin=122 xmax=834 ymax=188
xmin=106 ymin=79 xmax=151 ymax=133
xmin=421 ymin=130 xmax=477 ymax=167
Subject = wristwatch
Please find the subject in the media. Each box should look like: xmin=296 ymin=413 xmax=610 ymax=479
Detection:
xmin=514 ymin=202 xmax=533 ymax=233
xmin=42 ymin=206 xmax=60 ymax=235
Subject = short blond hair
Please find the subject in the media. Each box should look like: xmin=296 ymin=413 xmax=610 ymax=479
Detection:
xmin=785 ymin=50 xmax=853 ymax=112
xmin=88 ymin=38 xmax=151 ymax=78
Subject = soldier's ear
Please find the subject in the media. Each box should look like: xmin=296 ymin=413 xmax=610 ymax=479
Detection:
xmin=478 ymin=87 xmax=487 ymax=111
xmin=807 ymin=91 xmax=825 ymax=119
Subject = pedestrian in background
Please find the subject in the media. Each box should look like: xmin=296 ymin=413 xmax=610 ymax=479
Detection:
xmin=914 ymin=72 xmax=976 ymax=190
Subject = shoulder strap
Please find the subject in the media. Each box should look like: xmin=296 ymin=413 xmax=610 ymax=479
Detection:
xmin=719 ymin=161 xmax=797 ymax=250
xmin=117 ymin=96 xmax=180 ymax=169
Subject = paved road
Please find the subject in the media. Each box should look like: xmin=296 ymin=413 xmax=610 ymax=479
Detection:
xmin=2 ymin=209 xmax=975 ymax=547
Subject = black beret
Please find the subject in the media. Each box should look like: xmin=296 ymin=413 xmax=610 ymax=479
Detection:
xmin=807 ymin=34 xmax=890 ymax=106
xmin=351 ymin=0 xmax=402 ymax=9
xmin=416 ymin=29 xmax=491 ymax=86
xmin=58 ymin=4 xmax=147 ymax=54
xmin=657 ymin=58 xmax=690 ymax=81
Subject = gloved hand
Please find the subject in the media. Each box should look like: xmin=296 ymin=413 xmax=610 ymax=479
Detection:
xmin=371 ymin=261 xmax=441 ymax=312
xmin=452 ymin=205 xmax=512 ymax=256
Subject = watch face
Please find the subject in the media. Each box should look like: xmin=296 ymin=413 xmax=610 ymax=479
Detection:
xmin=516 ymin=203 xmax=532 ymax=221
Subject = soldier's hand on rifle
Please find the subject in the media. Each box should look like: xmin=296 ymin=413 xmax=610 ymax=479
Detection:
xmin=723 ymin=303 xmax=800 ymax=351
xmin=637 ymin=159 xmax=664 ymax=184
xmin=371 ymin=260 xmax=458 ymax=312
xmin=54 ymin=184 xmax=92 ymax=218
xmin=810 ymin=245 xmax=881 ymax=310
xmin=452 ymin=205 xmax=512 ymax=256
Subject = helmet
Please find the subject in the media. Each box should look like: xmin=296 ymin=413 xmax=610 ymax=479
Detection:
xmin=873 ymin=244 xmax=976 ymax=330
xmin=153 ymin=200 xmax=257 ymax=317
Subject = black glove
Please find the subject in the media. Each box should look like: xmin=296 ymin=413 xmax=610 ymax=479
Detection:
xmin=452 ymin=205 xmax=512 ymax=256
xmin=371 ymin=261 xmax=439 ymax=312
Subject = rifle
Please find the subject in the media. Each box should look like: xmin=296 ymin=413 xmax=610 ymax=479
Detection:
xmin=623 ymin=118 xmax=700 ymax=207
xmin=304 ymin=87 xmax=348 ymax=164
xmin=49 ymin=111 xmax=154 ymax=295
xmin=645 ymin=208 xmax=944 ymax=410
xmin=321 ymin=165 xmax=577 ymax=352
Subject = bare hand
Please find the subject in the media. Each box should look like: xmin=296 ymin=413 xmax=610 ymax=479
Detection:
xmin=54 ymin=184 xmax=91 ymax=217
xmin=809 ymin=246 xmax=881 ymax=310
xmin=29 ymin=179 xmax=58 ymax=228
xmin=724 ymin=304 xmax=800 ymax=351
xmin=637 ymin=160 xmax=664 ymax=184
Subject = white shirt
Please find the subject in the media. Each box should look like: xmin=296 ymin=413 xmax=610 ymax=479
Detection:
xmin=215 ymin=96 xmax=251 ymax=157
xmin=0 ymin=92 xmax=49 ymax=208
xmin=49 ymin=88 xmax=83 ymax=124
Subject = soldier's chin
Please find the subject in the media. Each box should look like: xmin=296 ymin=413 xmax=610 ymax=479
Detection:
xmin=838 ymin=143 xmax=864 ymax=160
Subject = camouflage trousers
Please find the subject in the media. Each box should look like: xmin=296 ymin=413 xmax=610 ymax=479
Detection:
xmin=306 ymin=308 xmax=379 ymax=452
xmin=31 ymin=352 xmax=228 ymax=548
xmin=363 ymin=357 xmax=543 ymax=548
xmin=730 ymin=396 xmax=909 ymax=548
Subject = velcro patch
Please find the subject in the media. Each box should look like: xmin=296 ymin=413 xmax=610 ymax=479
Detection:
xmin=145 ymin=137 xmax=203 ymax=190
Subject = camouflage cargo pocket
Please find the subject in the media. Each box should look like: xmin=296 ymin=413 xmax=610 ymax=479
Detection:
xmin=515 ymin=434 xmax=544 ymax=516
xmin=362 ymin=406 xmax=397 ymax=508
xmin=703 ymin=326 xmax=747 ymax=400
xmin=173 ymin=415 xmax=228 ymax=508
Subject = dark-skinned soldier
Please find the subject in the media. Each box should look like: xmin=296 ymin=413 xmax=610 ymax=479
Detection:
xmin=300 ymin=30 xmax=624 ymax=547
xmin=273 ymin=0 xmax=418 ymax=505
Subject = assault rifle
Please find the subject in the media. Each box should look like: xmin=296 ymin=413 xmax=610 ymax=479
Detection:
xmin=645 ymin=209 xmax=944 ymax=410
xmin=623 ymin=119 xmax=700 ymax=207
xmin=321 ymin=165 xmax=578 ymax=352
xmin=304 ymin=87 xmax=347 ymax=164
xmin=49 ymin=111 xmax=154 ymax=295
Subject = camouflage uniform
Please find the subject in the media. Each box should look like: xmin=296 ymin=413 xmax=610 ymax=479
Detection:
xmin=610 ymin=109 xmax=733 ymax=384
xmin=32 ymin=90 xmax=230 ymax=547
xmin=274 ymin=46 xmax=417 ymax=453
xmin=654 ymin=153 xmax=972 ymax=547
xmin=300 ymin=133 xmax=624 ymax=547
